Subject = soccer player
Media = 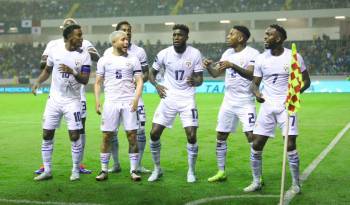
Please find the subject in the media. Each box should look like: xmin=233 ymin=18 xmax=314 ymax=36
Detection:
xmin=243 ymin=24 xmax=310 ymax=193
xmin=94 ymin=31 xmax=143 ymax=181
xmin=32 ymin=24 xmax=91 ymax=181
xmin=103 ymin=21 xmax=150 ymax=174
xmin=147 ymin=24 xmax=203 ymax=183
xmin=34 ymin=18 xmax=100 ymax=175
xmin=203 ymin=25 xmax=260 ymax=182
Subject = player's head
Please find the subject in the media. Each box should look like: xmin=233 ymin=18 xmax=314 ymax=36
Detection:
xmin=172 ymin=24 xmax=189 ymax=49
xmin=115 ymin=21 xmax=132 ymax=42
xmin=264 ymin=24 xmax=287 ymax=49
xmin=226 ymin=25 xmax=250 ymax=48
xmin=63 ymin=24 xmax=83 ymax=49
xmin=109 ymin=30 xmax=129 ymax=54
xmin=60 ymin=18 xmax=78 ymax=30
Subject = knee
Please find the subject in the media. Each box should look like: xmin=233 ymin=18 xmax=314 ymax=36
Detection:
xmin=187 ymin=132 xmax=197 ymax=144
xmin=43 ymin=129 xmax=54 ymax=140
xmin=69 ymin=131 xmax=80 ymax=141
xmin=150 ymin=129 xmax=160 ymax=141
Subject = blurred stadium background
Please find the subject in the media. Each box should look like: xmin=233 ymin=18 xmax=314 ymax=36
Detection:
xmin=0 ymin=0 xmax=349 ymax=86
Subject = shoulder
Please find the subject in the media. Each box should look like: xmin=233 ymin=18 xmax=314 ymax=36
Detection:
xmin=246 ymin=46 xmax=260 ymax=55
xmin=222 ymin=48 xmax=233 ymax=57
xmin=103 ymin=47 xmax=113 ymax=56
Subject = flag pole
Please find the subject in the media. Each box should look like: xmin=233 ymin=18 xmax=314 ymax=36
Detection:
xmin=279 ymin=114 xmax=290 ymax=205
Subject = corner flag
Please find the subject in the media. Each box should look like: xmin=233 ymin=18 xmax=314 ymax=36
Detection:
xmin=285 ymin=43 xmax=304 ymax=114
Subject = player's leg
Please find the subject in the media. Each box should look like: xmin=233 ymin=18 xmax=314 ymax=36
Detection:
xmin=184 ymin=126 xmax=198 ymax=183
xmin=279 ymin=113 xmax=300 ymax=194
xmin=34 ymin=99 xmax=61 ymax=180
xmin=79 ymin=116 xmax=92 ymax=174
xmin=108 ymin=130 xmax=121 ymax=173
xmin=34 ymin=129 xmax=55 ymax=181
xmin=148 ymin=99 xmax=175 ymax=182
xmin=208 ymin=102 xmax=234 ymax=182
xmin=96 ymin=131 xmax=114 ymax=181
xmin=135 ymin=99 xmax=150 ymax=173
xmin=65 ymin=102 xmax=84 ymax=181
xmin=68 ymin=129 xmax=82 ymax=181
xmin=244 ymin=103 xmax=274 ymax=192
xmin=148 ymin=123 xmax=166 ymax=182
xmin=123 ymin=103 xmax=142 ymax=181
xmin=208 ymin=132 xmax=229 ymax=182
xmin=96 ymin=101 xmax=119 ymax=181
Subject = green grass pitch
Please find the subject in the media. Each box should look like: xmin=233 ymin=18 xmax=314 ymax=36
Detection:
xmin=0 ymin=93 xmax=349 ymax=205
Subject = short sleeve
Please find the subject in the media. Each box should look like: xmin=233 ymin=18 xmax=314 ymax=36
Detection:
xmin=152 ymin=50 xmax=165 ymax=71
xmin=253 ymin=55 xmax=263 ymax=77
xmin=248 ymin=49 xmax=260 ymax=66
xmin=96 ymin=57 xmax=106 ymax=77
xmin=297 ymin=53 xmax=306 ymax=72
xmin=138 ymin=47 xmax=148 ymax=67
xmin=193 ymin=50 xmax=203 ymax=73
xmin=133 ymin=57 xmax=142 ymax=76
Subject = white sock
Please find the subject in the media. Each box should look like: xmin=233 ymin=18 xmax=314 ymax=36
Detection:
xmin=288 ymin=149 xmax=300 ymax=185
xmin=71 ymin=137 xmax=82 ymax=173
xmin=150 ymin=139 xmax=161 ymax=170
xmin=100 ymin=153 xmax=111 ymax=172
xmin=250 ymin=148 xmax=262 ymax=184
xmin=187 ymin=143 xmax=198 ymax=174
xmin=216 ymin=140 xmax=227 ymax=171
xmin=41 ymin=139 xmax=54 ymax=174
xmin=79 ymin=133 xmax=86 ymax=164
xmin=110 ymin=133 xmax=119 ymax=168
xmin=137 ymin=128 xmax=146 ymax=168
xmin=129 ymin=153 xmax=139 ymax=173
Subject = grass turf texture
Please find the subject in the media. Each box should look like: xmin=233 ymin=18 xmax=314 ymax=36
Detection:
xmin=0 ymin=93 xmax=349 ymax=205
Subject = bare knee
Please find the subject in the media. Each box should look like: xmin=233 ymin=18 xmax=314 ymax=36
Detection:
xmin=185 ymin=126 xmax=197 ymax=144
xmin=69 ymin=130 xmax=80 ymax=141
xmin=150 ymin=123 xmax=165 ymax=141
xmin=43 ymin=129 xmax=55 ymax=140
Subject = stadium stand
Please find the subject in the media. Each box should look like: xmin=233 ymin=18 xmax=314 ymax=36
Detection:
xmin=1 ymin=39 xmax=349 ymax=80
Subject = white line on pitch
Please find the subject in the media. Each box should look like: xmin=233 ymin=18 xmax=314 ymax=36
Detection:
xmin=0 ymin=198 xmax=103 ymax=205
xmin=185 ymin=195 xmax=279 ymax=205
xmin=283 ymin=122 xmax=350 ymax=205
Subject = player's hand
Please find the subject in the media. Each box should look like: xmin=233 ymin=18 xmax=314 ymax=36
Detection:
xmin=187 ymin=76 xmax=196 ymax=87
xmin=218 ymin=61 xmax=233 ymax=71
xmin=95 ymin=102 xmax=102 ymax=115
xmin=130 ymin=99 xmax=138 ymax=112
xmin=31 ymin=83 xmax=39 ymax=96
xmin=202 ymin=58 xmax=213 ymax=69
xmin=155 ymin=84 xmax=167 ymax=98
xmin=58 ymin=64 xmax=76 ymax=75
xmin=255 ymin=92 xmax=265 ymax=103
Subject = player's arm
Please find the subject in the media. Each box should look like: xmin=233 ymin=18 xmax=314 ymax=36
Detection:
xmin=149 ymin=67 xmax=167 ymax=98
xmin=250 ymin=76 xmax=265 ymax=103
xmin=32 ymin=65 xmax=52 ymax=95
xmin=40 ymin=55 xmax=48 ymax=70
xmin=300 ymin=70 xmax=310 ymax=93
xmin=142 ymin=65 xmax=149 ymax=83
xmin=88 ymin=47 xmax=100 ymax=62
xmin=219 ymin=61 xmax=253 ymax=81
xmin=94 ymin=75 xmax=103 ymax=115
xmin=203 ymin=58 xmax=224 ymax=78
xmin=187 ymin=71 xmax=203 ymax=87
xmin=58 ymin=64 xmax=90 ymax=85
xmin=132 ymin=74 xmax=144 ymax=112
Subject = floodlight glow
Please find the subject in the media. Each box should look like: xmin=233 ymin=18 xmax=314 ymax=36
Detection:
xmin=335 ymin=16 xmax=346 ymax=19
xmin=220 ymin=20 xmax=230 ymax=24
xmin=165 ymin=22 xmax=175 ymax=26
xmin=276 ymin=18 xmax=287 ymax=22
xmin=112 ymin=24 xmax=118 ymax=27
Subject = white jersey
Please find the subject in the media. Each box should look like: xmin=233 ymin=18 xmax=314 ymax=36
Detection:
xmin=221 ymin=46 xmax=259 ymax=104
xmin=46 ymin=43 xmax=91 ymax=103
xmin=254 ymin=48 xmax=306 ymax=103
xmin=104 ymin=43 xmax=148 ymax=68
xmin=96 ymin=53 xmax=142 ymax=103
xmin=152 ymin=46 xmax=203 ymax=99
xmin=43 ymin=38 xmax=96 ymax=101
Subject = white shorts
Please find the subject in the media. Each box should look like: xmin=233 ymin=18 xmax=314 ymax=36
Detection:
xmin=101 ymin=101 xmax=139 ymax=132
xmin=253 ymin=102 xmax=298 ymax=137
xmin=216 ymin=101 xmax=256 ymax=133
xmin=137 ymin=97 xmax=146 ymax=124
xmin=153 ymin=97 xmax=198 ymax=128
xmin=42 ymin=98 xmax=83 ymax=130
xmin=81 ymin=100 xmax=87 ymax=118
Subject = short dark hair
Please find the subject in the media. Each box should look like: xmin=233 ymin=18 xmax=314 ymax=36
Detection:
xmin=115 ymin=21 xmax=131 ymax=31
xmin=63 ymin=24 xmax=81 ymax=40
xmin=173 ymin=24 xmax=189 ymax=35
xmin=269 ymin=24 xmax=287 ymax=41
xmin=233 ymin=25 xmax=250 ymax=40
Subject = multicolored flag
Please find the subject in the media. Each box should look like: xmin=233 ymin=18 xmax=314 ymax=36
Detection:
xmin=285 ymin=43 xmax=304 ymax=114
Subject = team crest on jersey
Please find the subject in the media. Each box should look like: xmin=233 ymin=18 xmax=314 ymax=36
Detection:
xmin=126 ymin=62 xmax=132 ymax=69
xmin=75 ymin=59 xmax=82 ymax=69
xmin=185 ymin=60 xmax=192 ymax=68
